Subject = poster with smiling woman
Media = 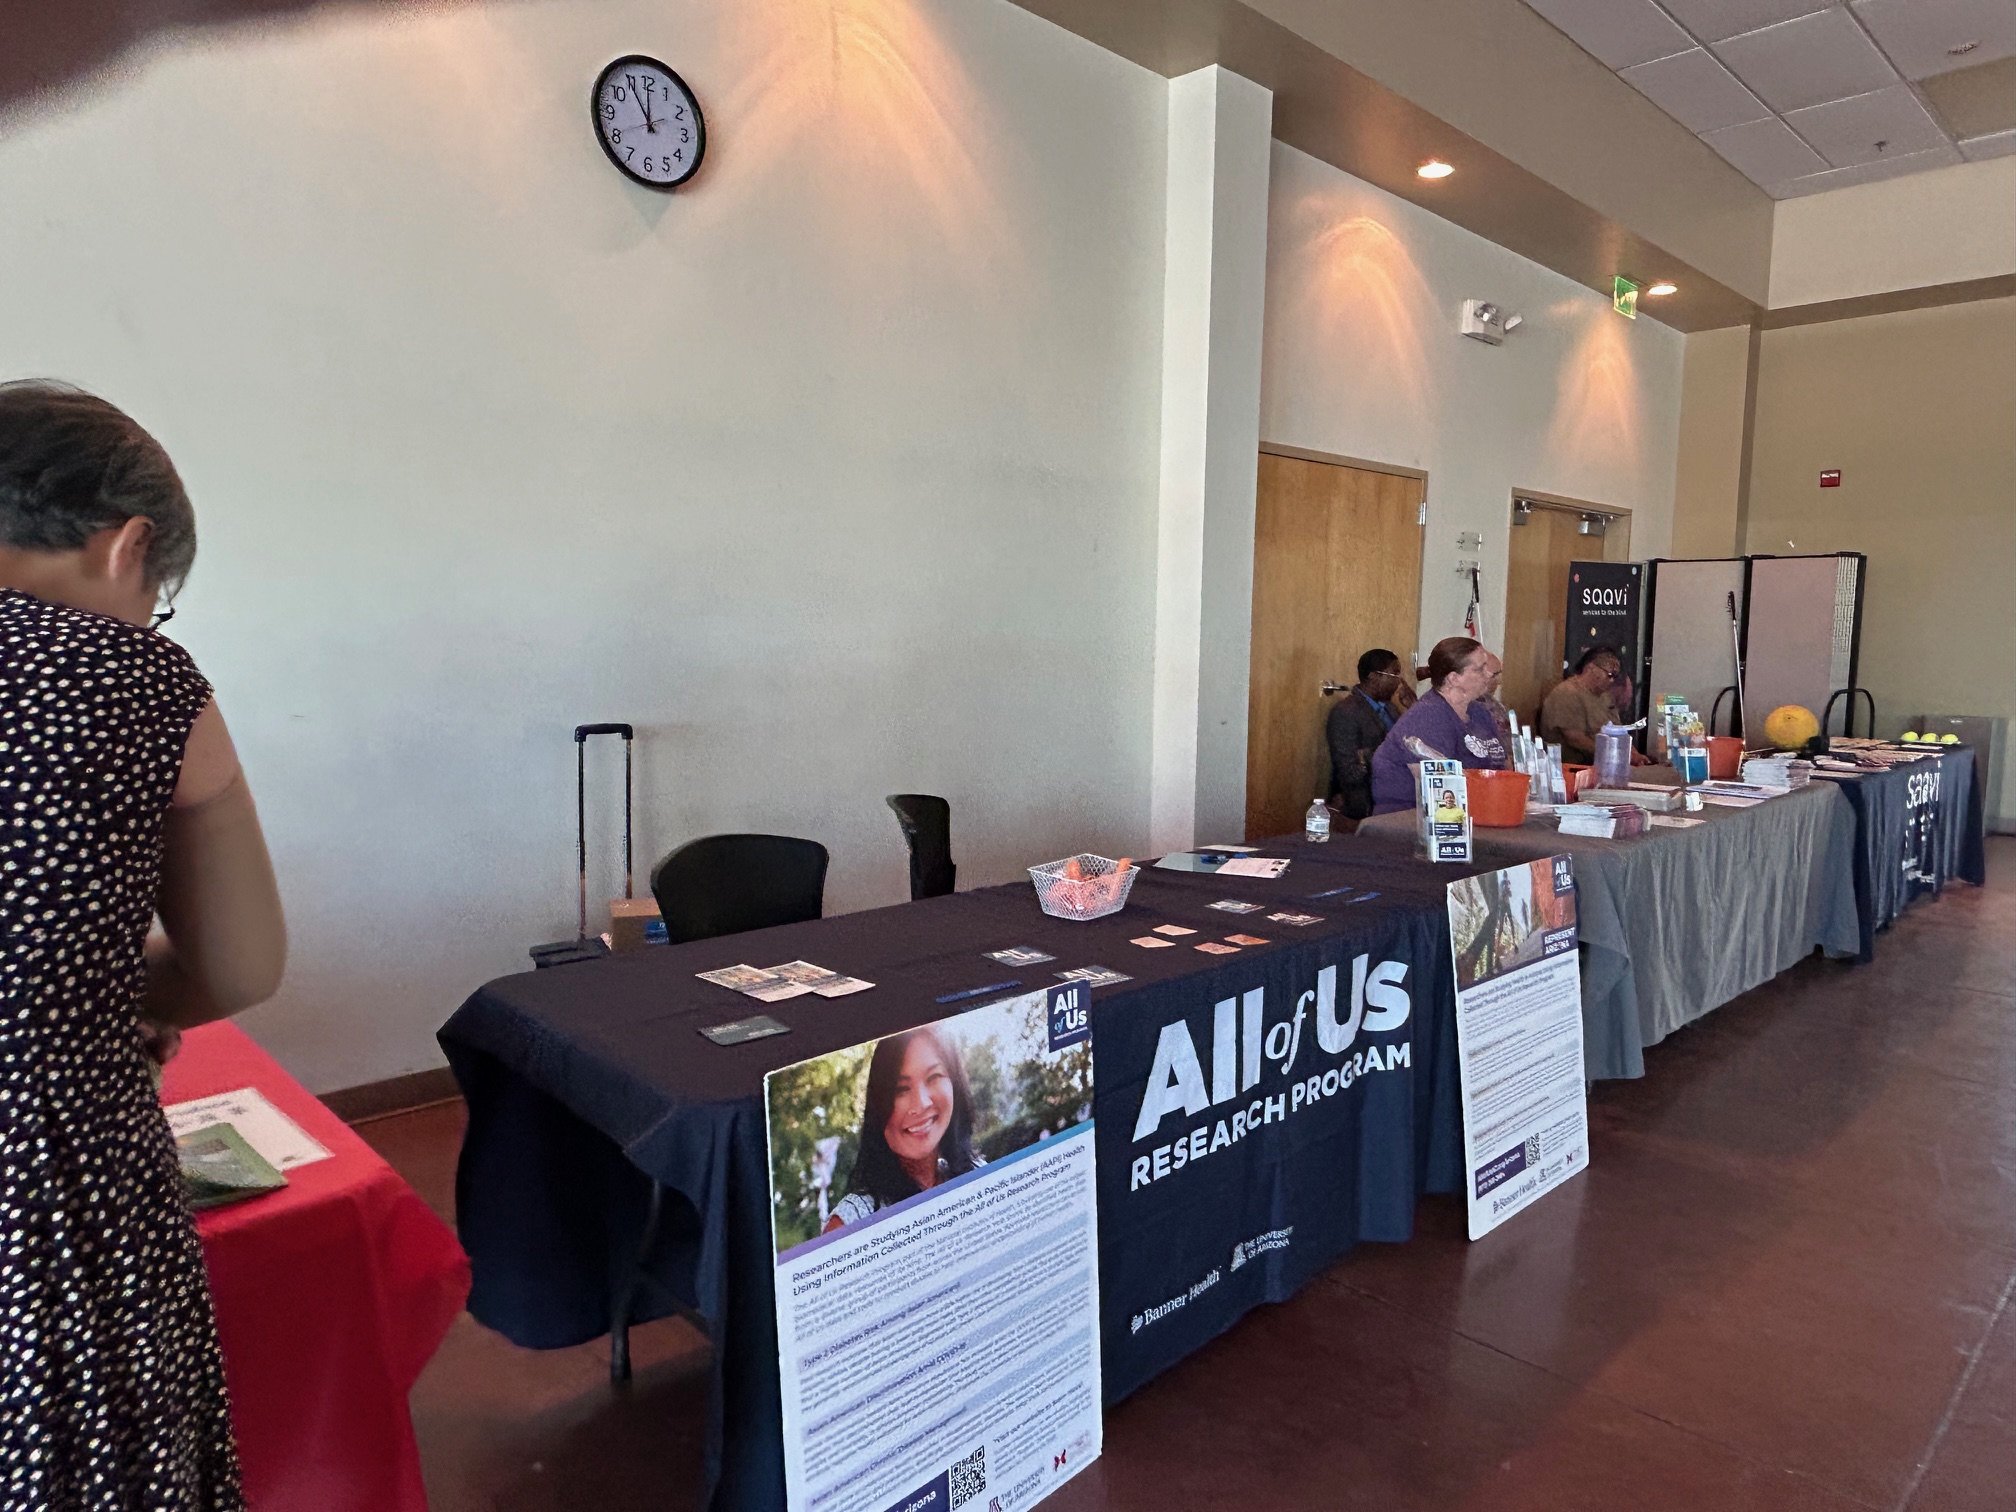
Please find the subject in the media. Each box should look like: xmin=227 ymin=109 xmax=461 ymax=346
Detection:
xmin=762 ymin=986 xmax=1102 ymax=1512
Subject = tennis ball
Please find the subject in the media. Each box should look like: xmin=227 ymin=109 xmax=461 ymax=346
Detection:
xmin=1942 ymin=733 xmax=1960 ymax=744
xmin=1902 ymin=731 xmax=1921 ymax=742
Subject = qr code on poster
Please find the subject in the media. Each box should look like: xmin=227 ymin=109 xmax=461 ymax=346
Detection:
xmin=950 ymin=1445 xmax=986 ymax=1508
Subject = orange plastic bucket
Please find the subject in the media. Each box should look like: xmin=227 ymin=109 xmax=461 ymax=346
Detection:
xmin=1465 ymin=768 xmax=1531 ymax=827
xmin=1706 ymin=735 xmax=1743 ymax=779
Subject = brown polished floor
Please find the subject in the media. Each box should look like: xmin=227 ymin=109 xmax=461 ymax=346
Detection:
xmin=362 ymin=838 xmax=2016 ymax=1512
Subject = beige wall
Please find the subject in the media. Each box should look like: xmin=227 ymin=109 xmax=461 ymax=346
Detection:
xmin=1745 ymin=297 xmax=2016 ymax=820
xmin=1260 ymin=143 xmax=1684 ymax=658
xmin=1671 ymin=326 xmax=1752 ymax=559
xmin=1770 ymin=159 xmax=2016 ymax=310
xmin=0 ymin=0 xmax=1172 ymax=1091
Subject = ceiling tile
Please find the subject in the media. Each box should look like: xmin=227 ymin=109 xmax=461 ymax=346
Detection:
xmin=1620 ymin=47 xmax=1774 ymax=130
xmin=1703 ymin=115 xmax=1832 ymax=181
xmin=1785 ymin=84 xmax=1954 ymax=165
xmin=1713 ymin=7 xmax=1901 ymax=111
xmin=1853 ymin=0 xmax=2016 ymax=80
xmin=1771 ymin=142 xmax=1964 ymax=194
xmin=1658 ymin=0 xmax=1832 ymax=44
xmin=1921 ymin=55 xmax=2016 ymax=137
xmin=1960 ymin=127 xmax=2016 ymax=159
xmin=1523 ymin=0 xmax=1695 ymax=68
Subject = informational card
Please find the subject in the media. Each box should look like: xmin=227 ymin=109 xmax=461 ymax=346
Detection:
xmin=1420 ymin=758 xmax=1473 ymax=863
xmin=1446 ymin=857 xmax=1588 ymax=1239
xmin=986 ymin=946 xmax=1056 ymax=967
xmin=1207 ymin=900 xmax=1263 ymax=914
xmin=763 ymin=986 xmax=1101 ymax=1512
xmin=164 ymin=1087 xmax=331 ymax=1172
xmin=1058 ymin=966 xmax=1130 ymax=987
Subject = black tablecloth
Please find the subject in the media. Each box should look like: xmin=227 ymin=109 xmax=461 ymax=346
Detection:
xmin=440 ymin=840 xmax=1488 ymax=1511
xmin=1817 ymin=746 xmax=1986 ymax=961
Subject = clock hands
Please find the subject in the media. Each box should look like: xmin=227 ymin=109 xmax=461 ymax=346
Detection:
xmin=639 ymin=88 xmax=657 ymax=134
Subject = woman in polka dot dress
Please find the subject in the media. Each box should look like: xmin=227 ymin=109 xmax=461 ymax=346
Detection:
xmin=0 ymin=383 xmax=286 ymax=1510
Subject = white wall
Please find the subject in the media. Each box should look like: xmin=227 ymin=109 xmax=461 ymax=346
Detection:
xmin=1260 ymin=143 xmax=1685 ymax=654
xmin=1770 ymin=158 xmax=2016 ymax=309
xmin=0 ymin=0 xmax=1170 ymax=1091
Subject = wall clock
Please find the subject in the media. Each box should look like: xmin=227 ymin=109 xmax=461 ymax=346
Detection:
xmin=591 ymin=55 xmax=705 ymax=190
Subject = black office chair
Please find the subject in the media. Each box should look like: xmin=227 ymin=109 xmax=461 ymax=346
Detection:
xmin=648 ymin=832 xmax=830 ymax=945
xmin=886 ymin=794 xmax=956 ymax=900
xmin=611 ymin=832 xmax=829 ymax=1381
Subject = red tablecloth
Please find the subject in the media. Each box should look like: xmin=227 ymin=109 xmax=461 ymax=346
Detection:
xmin=161 ymin=1023 xmax=470 ymax=1512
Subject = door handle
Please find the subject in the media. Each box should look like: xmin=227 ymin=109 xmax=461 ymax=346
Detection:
xmin=1321 ymin=680 xmax=1346 ymax=696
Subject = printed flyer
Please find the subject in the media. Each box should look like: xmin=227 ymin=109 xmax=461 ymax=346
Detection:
xmin=763 ymin=984 xmax=1101 ymax=1512
xmin=1446 ymin=856 xmax=1588 ymax=1238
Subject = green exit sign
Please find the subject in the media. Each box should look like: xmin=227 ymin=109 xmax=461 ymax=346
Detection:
xmin=1613 ymin=276 xmax=1640 ymax=319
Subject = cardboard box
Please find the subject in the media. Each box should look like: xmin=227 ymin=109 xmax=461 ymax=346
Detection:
xmin=608 ymin=897 xmax=665 ymax=952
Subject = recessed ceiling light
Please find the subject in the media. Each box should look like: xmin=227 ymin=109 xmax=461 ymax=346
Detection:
xmin=1417 ymin=159 xmax=1454 ymax=180
xmin=1948 ymin=40 xmax=1980 ymax=55
xmin=1646 ymin=282 xmax=1678 ymax=297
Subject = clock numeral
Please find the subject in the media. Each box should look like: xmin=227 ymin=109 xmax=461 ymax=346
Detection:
xmin=672 ymin=147 xmax=683 ymax=162
xmin=643 ymin=157 xmax=654 ymax=173
xmin=673 ymin=105 xmax=685 ymax=121
xmin=612 ymin=85 xmax=627 ymax=102
xmin=679 ymin=128 xmax=690 ymax=144
xmin=602 ymin=104 xmax=615 ymax=120
xmin=624 ymin=146 xmax=635 ymax=162
xmin=609 ymin=128 xmax=621 ymax=145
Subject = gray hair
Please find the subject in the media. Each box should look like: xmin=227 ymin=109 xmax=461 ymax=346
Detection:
xmin=0 ymin=380 xmax=197 ymax=598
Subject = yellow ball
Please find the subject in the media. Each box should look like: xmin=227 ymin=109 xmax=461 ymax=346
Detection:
xmin=1762 ymin=704 xmax=1820 ymax=751
xmin=1942 ymin=732 xmax=1960 ymax=744
xmin=1902 ymin=731 xmax=1921 ymax=742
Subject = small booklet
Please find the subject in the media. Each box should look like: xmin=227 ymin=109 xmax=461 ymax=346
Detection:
xmin=177 ymin=1123 xmax=287 ymax=1211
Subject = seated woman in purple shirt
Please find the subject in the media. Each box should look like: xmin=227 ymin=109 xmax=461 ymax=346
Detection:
xmin=1369 ymin=636 xmax=1510 ymax=814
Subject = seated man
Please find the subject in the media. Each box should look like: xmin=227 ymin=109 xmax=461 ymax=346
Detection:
xmin=1540 ymin=646 xmax=1632 ymax=764
xmin=1326 ymin=648 xmax=1404 ymax=821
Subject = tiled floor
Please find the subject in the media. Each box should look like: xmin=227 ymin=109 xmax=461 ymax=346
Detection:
xmin=362 ymin=838 xmax=2016 ymax=1511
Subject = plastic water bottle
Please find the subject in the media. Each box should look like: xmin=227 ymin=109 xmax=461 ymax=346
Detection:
xmin=1304 ymin=799 xmax=1332 ymax=843
xmin=1594 ymin=724 xmax=1633 ymax=790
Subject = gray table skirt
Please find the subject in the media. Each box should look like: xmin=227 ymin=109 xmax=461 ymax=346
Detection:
xmin=1356 ymin=782 xmax=1860 ymax=1080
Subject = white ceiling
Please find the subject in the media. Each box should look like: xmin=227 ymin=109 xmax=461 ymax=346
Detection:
xmin=1522 ymin=0 xmax=2016 ymax=196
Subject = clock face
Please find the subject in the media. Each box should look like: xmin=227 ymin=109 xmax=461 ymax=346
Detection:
xmin=592 ymin=55 xmax=705 ymax=190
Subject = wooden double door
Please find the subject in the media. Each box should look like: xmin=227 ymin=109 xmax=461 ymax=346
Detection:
xmin=1244 ymin=453 xmax=1424 ymax=841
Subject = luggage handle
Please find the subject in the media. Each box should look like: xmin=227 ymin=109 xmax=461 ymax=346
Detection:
xmin=575 ymin=724 xmax=635 ymax=937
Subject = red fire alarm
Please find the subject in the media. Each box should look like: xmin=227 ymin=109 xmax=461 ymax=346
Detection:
xmin=1819 ymin=470 xmax=1842 ymax=488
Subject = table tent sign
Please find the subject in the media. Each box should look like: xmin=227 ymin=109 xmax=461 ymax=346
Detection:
xmin=764 ymin=982 xmax=1101 ymax=1512
xmin=1447 ymin=857 xmax=1590 ymax=1238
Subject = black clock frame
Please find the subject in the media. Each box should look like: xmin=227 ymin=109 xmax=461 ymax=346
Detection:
xmin=591 ymin=54 xmax=706 ymax=191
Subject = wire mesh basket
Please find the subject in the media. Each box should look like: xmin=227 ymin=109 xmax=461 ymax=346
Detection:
xmin=1029 ymin=854 xmax=1138 ymax=922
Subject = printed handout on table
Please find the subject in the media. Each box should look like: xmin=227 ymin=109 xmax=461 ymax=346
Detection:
xmin=1218 ymin=857 xmax=1289 ymax=879
xmin=163 ymin=1087 xmax=331 ymax=1172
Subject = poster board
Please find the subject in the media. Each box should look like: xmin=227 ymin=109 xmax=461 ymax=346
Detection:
xmin=1744 ymin=553 xmax=1864 ymax=734
xmin=1562 ymin=561 xmax=1646 ymax=721
xmin=1645 ymin=558 xmax=1746 ymax=735
xmin=764 ymin=984 xmax=1101 ymax=1512
xmin=1447 ymin=857 xmax=1589 ymax=1238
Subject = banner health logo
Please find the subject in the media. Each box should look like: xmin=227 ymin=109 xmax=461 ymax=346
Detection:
xmin=1129 ymin=957 xmax=1411 ymax=1190
xmin=1474 ymin=1139 xmax=1532 ymax=1198
xmin=1046 ymin=982 xmax=1089 ymax=1051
